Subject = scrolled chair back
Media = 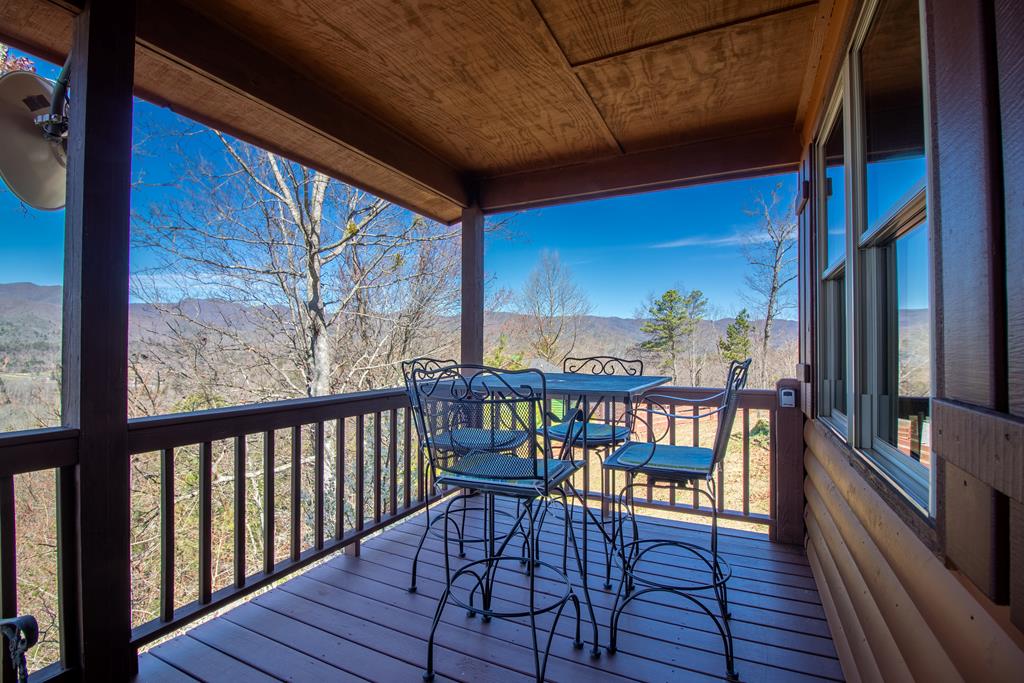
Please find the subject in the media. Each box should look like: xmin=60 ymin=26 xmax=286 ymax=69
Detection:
xmin=411 ymin=364 xmax=571 ymax=493
xmin=401 ymin=356 xmax=457 ymax=444
xmin=563 ymin=356 xmax=644 ymax=377
xmin=709 ymin=359 xmax=751 ymax=467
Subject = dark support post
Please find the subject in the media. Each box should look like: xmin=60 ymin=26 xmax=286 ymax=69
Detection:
xmin=59 ymin=1 xmax=137 ymax=679
xmin=771 ymin=379 xmax=805 ymax=545
xmin=460 ymin=205 xmax=484 ymax=365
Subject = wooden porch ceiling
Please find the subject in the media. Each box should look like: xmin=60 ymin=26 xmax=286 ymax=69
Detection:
xmin=1 ymin=0 xmax=836 ymax=223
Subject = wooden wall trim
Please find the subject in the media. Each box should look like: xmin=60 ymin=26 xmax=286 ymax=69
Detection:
xmin=805 ymin=419 xmax=1024 ymax=679
xmin=478 ymin=127 xmax=800 ymax=214
xmin=806 ymin=457 xmax=957 ymax=679
xmin=933 ymin=398 xmax=1024 ymax=503
xmin=804 ymin=539 xmax=862 ymax=683
xmin=795 ymin=0 xmax=860 ymax=146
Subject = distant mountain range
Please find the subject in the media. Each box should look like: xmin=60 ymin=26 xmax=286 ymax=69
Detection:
xmin=0 ymin=282 xmax=804 ymax=373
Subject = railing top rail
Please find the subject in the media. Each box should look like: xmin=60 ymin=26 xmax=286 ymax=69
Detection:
xmin=643 ymin=386 xmax=776 ymax=410
xmin=0 ymin=427 xmax=79 ymax=476
xmin=127 ymin=387 xmax=409 ymax=454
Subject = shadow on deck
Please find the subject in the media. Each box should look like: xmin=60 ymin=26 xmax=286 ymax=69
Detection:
xmin=134 ymin=499 xmax=840 ymax=682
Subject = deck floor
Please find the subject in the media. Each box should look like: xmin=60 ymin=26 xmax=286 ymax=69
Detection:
xmin=135 ymin=500 xmax=840 ymax=682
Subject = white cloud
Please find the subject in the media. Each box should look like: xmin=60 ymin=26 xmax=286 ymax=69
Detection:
xmin=649 ymin=230 xmax=767 ymax=249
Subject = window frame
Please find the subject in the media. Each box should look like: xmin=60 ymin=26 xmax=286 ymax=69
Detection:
xmin=814 ymin=0 xmax=935 ymax=516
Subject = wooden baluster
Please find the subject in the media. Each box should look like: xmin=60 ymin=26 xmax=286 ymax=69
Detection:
xmin=692 ymin=406 xmax=700 ymax=510
xmin=403 ymin=407 xmax=412 ymax=509
xmin=263 ymin=431 xmax=275 ymax=574
xmin=0 ymin=474 xmax=17 ymax=683
xmin=669 ymin=403 xmax=677 ymax=506
xmin=389 ymin=408 xmax=398 ymax=516
xmin=290 ymin=426 xmax=301 ymax=562
xmin=717 ymin=424 xmax=726 ymax=512
xmin=315 ymin=422 xmax=325 ymax=550
xmin=234 ymin=436 xmax=246 ymax=589
xmin=742 ymin=409 xmax=750 ymax=517
xmin=374 ymin=411 xmax=383 ymax=524
xmin=353 ymin=414 xmax=365 ymax=556
xmin=645 ymin=400 xmax=653 ymax=503
xmin=199 ymin=441 xmax=212 ymax=604
xmin=335 ymin=419 xmax=345 ymax=540
xmin=160 ymin=447 xmax=175 ymax=622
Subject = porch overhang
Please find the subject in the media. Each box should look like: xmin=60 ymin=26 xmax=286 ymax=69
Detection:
xmin=0 ymin=0 xmax=834 ymax=223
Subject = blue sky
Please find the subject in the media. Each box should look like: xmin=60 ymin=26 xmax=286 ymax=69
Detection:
xmin=1 ymin=47 xmax=800 ymax=319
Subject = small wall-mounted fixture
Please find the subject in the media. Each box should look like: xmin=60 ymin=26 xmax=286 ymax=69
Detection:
xmin=778 ymin=387 xmax=797 ymax=409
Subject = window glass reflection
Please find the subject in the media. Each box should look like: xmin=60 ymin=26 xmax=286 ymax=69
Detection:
xmin=823 ymin=113 xmax=846 ymax=270
xmin=862 ymin=0 xmax=926 ymax=230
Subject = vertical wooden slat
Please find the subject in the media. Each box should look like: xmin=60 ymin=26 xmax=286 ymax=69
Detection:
xmin=717 ymin=432 xmax=726 ymax=511
xmin=669 ymin=403 xmax=677 ymax=506
xmin=742 ymin=409 xmax=751 ymax=517
xmin=692 ymin=405 xmax=700 ymax=509
xmin=263 ymin=431 xmax=275 ymax=574
xmin=389 ymin=409 xmax=398 ymax=516
xmin=60 ymin=2 xmax=137 ymax=676
xmin=417 ymin=413 xmax=425 ymax=503
xmin=358 ymin=413 xmax=366 ymax=532
xmin=315 ymin=422 xmax=325 ymax=550
xmin=403 ymin=407 xmax=412 ymax=509
xmin=0 ymin=475 xmax=17 ymax=683
xmin=56 ymin=466 xmax=80 ymax=672
xmin=233 ymin=436 xmax=246 ymax=589
xmin=374 ymin=412 xmax=383 ymax=524
xmin=199 ymin=441 xmax=212 ymax=604
xmin=645 ymin=399 xmax=653 ymax=503
xmin=335 ymin=419 xmax=345 ymax=540
xmin=160 ymin=448 xmax=175 ymax=622
xmin=353 ymin=415 xmax=365 ymax=556
xmin=290 ymin=425 xmax=301 ymax=562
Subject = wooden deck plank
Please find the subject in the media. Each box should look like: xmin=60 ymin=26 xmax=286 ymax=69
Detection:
xmin=145 ymin=634 xmax=279 ymax=682
xmin=134 ymin=502 xmax=840 ymax=683
xmin=325 ymin=545 xmax=841 ymax=681
xmin=134 ymin=653 xmax=199 ymax=682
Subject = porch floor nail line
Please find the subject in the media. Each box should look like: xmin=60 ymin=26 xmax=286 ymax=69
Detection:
xmin=135 ymin=499 xmax=840 ymax=683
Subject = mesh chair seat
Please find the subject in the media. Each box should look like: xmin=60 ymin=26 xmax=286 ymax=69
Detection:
xmin=437 ymin=450 xmax=582 ymax=496
xmin=431 ymin=427 xmax=530 ymax=453
xmin=604 ymin=441 xmax=715 ymax=480
xmin=543 ymin=420 xmax=627 ymax=446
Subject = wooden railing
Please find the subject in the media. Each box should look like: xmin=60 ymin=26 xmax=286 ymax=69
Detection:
xmin=555 ymin=386 xmax=782 ymax=529
xmin=124 ymin=388 xmax=439 ymax=649
xmin=0 ymin=380 xmax=802 ymax=681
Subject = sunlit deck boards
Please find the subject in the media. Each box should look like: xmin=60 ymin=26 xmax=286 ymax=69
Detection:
xmin=134 ymin=500 xmax=840 ymax=682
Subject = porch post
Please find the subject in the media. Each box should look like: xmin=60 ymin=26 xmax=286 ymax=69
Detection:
xmin=60 ymin=1 xmax=136 ymax=679
xmin=460 ymin=205 xmax=484 ymax=365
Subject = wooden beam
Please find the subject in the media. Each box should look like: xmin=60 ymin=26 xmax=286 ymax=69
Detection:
xmin=460 ymin=206 xmax=484 ymax=365
xmin=771 ymin=379 xmax=805 ymax=545
xmin=795 ymin=0 xmax=859 ymax=146
xmin=478 ymin=127 xmax=800 ymax=213
xmin=59 ymin=0 xmax=135 ymax=678
xmin=132 ymin=0 xmax=467 ymax=209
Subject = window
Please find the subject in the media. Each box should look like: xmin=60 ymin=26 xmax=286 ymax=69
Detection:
xmin=856 ymin=0 xmax=931 ymax=507
xmin=815 ymin=0 xmax=932 ymax=511
xmin=818 ymin=104 xmax=848 ymax=425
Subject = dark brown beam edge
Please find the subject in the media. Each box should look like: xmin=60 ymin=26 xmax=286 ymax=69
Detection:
xmin=60 ymin=1 xmax=136 ymax=678
xmin=479 ymin=127 xmax=801 ymax=214
xmin=460 ymin=206 xmax=485 ymax=365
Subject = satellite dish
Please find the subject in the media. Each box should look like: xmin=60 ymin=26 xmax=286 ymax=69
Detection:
xmin=0 ymin=69 xmax=67 ymax=210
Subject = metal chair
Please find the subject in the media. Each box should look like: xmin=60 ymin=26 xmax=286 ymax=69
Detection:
xmin=540 ymin=356 xmax=642 ymax=581
xmin=602 ymin=358 xmax=751 ymax=681
xmin=402 ymin=357 xmax=528 ymax=592
xmin=411 ymin=364 xmax=600 ymax=682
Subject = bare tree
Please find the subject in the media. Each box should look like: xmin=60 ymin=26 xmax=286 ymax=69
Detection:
xmin=743 ymin=183 xmax=798 ymax=387
xmin=131 ymin=126 xmax=462 ymax=407
xmin=515 ymin=251 xmax=591 ymax=365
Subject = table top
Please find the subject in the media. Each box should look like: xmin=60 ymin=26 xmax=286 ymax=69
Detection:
xmin=475 ymin=371 xmax=670 ymax=399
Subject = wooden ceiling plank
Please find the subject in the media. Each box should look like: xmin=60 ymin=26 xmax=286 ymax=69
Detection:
xmin=135 ymin=0 xmax=468 ymax=209
xmin=534 ymin=0 xmax=812 ymax=65
xmin=575 ymin=4 xmax=818 ymax=153
xmin=479 ymin=126 xmax=801 ymax=213
xmin=566 ymin=0 xmax=818 ymax=69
